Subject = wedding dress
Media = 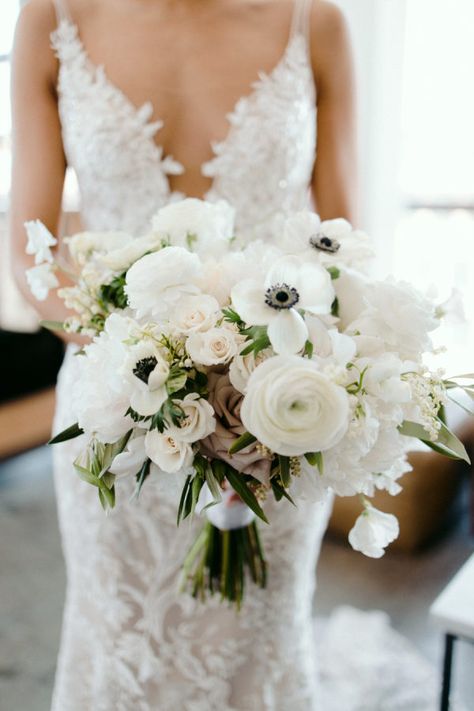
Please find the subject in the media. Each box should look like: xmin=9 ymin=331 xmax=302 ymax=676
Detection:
xmin=49 ymin=1 xmax=459 ymax=709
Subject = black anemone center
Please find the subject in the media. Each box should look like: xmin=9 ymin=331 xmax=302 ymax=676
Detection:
xmin=265 ymin=283 xmax=300 ymax=310
xmin=133 ymin=356 xmax=158 ymax=384
xmin=309 ymin=233 xmax=341 ymax=253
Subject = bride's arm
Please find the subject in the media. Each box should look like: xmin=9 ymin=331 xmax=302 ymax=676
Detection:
xmin=9 ymin=0 xmax=83 ymax=345
xmin=310 ymin=1 xmax=358 ymax=224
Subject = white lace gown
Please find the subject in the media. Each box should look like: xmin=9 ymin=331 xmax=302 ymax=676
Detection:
xmin=49 ymin=1 xmax=454 ymax=709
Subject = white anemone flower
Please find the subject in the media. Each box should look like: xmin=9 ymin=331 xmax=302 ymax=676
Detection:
xmin=231 ymin=256 xmax=335 ymax=354
xmin=122 ymin=342 xmax=170 ymax=417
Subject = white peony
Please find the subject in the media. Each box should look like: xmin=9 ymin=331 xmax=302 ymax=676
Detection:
xmin=101 ymin=232 xmax=164 ymax=272
xmin=167 ymin=394 xmax=216 ymax=443
xmin=72 ymin=314 xmax=134 ymax=442
xmin=125 ymin=246 xmax=202 ymax=319
xmin=186 ymin=327 xmax=238 ymax=366
xmin=241 ymin=355 xmax=350 ymax=456
xmin=151 ymin=198 xmax=235 ymax=256
xmin=122 ymin=341 xmax=169 ymax=417
xmin=170 ymin=294 xmax=220 ymax=335
xmin=144 ymin=429 xmax=193 ymax=473
xmin=24 ymin=220 xmax=57 ymax=264
xmin=349 ymin=278 xmax=438 ymax=358
xmin=25 ymin=263 xmax=59 ymax=301
xmin=348 ymin=505 xmax=399 ymax=558
xmin=231 ymin=255 xmax=335 ymax=355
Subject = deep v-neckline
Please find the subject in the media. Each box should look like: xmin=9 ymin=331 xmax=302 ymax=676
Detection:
xmin=53 ymin=17 xmax=308 ymax=199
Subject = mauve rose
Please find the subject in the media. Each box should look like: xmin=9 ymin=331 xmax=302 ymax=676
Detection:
xmin=200 ymin=371 xmax=271 ymax=487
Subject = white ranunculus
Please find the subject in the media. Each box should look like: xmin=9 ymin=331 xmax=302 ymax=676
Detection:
xmin=109 ymin=433 xmax=147 ymax=478
xmin=72 ymin=314 xmax=134 ymax=442
xmin=231 ymin=255 xmax=335 ymax=355
xmin=25 ymin=263 xmax=59 ymax=301
xmin=122 ymin=342 xmax=169 ymax=417
xmin=125 ymin=246 xmax=202 ymax=319
xmin=101 ymin=232 xmax=164 ymax=271
xmin=144 ymin=429 xmax=193 ymax=473
xmin=24 ymin=220 xmax=57 ymax=264
xmin=196 ymin=483 xmax=256 ymax=531
xmin=186 ymin=327 xmax=238 ymax=366
xmin=350 ymin=278 xmax=438 ymax=358
xmin=170 ymin=294 xmax=220 ymax=335
xmin=229 ymin=347 xmax=272 ymax=393
xmin=151 ymin=198 xmax=235 ymax=256
xmin=167 ymin=394 xmax=216 ymax=443
xmin=65 ymin=231 xmax=132 ymax=266
xmin=348 ymin=505 xmax=399 ymax=558
xmin=241 ymin=355 xmax=350 ymax=456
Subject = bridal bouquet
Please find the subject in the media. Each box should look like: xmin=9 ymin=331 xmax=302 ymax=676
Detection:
xmin=25 ymin=199 xmax=473 ymax=607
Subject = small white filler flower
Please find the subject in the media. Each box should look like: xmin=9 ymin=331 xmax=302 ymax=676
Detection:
xmin=348 ymin=504 xmax=399 ymax=558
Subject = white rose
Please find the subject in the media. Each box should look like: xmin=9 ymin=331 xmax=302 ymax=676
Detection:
xmin=25 ymin=220 xmax=57 ymax=264
xmin=171 ymin=294 xmax=220 ymax=335
xmin=186 ymin=327 xmax=238 ymax=366
xmin=125 ymin=246 xmax=202 ymax=319
xmin=144 ymin=429 xmax=193 ymax=473
xmin=101 ymin=232 xmax=164 ymax=272
xmin=228 ymin=348 xmax=272 ymax=393
xmin=241 ymin=355 xmax=350 ymax=456
xmin=151 ymin=198 xmax=235 ymax=256
xmin=348 ymin=505 xmax=399 ymax=558
xmin=196 ymin=483 xmax=256 ymax=531
xmin=25 ymin=263 xmax=59 ymax=301
xmin=168 ymin=394 xmax=216 ymax=443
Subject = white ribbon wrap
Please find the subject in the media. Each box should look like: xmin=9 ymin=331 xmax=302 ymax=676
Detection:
xmin=196 ymin=483 xmax=256 ymax=531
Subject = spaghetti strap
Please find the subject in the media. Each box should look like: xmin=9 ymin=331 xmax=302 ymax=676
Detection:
xmin=52 ymin=0 xmax=72 ymax=24
xmin=290 ymin=0 xmax=314 ymax=45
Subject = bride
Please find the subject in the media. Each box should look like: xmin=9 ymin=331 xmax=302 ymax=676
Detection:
xmin=8 ymin=1 xmax=441 ymax=710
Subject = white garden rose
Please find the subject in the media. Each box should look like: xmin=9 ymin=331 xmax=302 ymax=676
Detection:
xmin=125 ymin=246 xmax=202 ymax=319
xmin=25 ymin=220 xmax=57 ymax=264
xmin=228 ymin=348 xmax=272 ymax=393
xmin=144 ymin=429 xmax=193 ymax=473
xmin=26 ymin=263 xmax=59 ymax=301
xmin=171 ymin=294 xmax=220 ymax=335
xmin=151 ymin=198 xmax=235 ymax=256
xmin=186 ymin=327 xmax=238 ymax=366
xmin=241 ymin=355 xmax=350 ymax=456
xmin=167 ymin=394 xmax=216 ymax=443
xmin=348 ymin=505 xmax=399 ymax=558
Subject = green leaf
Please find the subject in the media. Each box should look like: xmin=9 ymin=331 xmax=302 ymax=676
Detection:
xmin=278 ymin=455 xmax=291 ymax=488
xmin=40 ymin=320 xmax=66 ymax=332
xmin=271 ymin=477 xmax=296 ymax=505
xmin=49 ymin=422 xmax=84 ymax=445
xmin=166 ymin=368 xmax=188 ymax=395
xmin=98 ymin=485 xmax=116 ymax=510
xmin=303 ymin=340 xmax=314 ymax=359
xmin=225 ymin=469 xmax=269 ymax=524
xmin=100 ymin=272 xmax=128 ymax=309
xmin=222 ymin=307 xmax=244 ymax=326
xmin=327 ymin=266 xmax=340 ymax=280
xmin=73 ymin=462 xmax=99 ymax=487
xmin=177 ymin=475 xmax=192 ymax=525
xmin=229 ymin=431 xmax=257 ymax=455
xmin=447 ymin=393 xmax=474 ymax=416
xmin=398 ymin=419 xmax=471 ymax=464
xmin=305 ymin=451 xmax=324 ymax=474
xmin=331 ymin=296 xmax=339 ymax=318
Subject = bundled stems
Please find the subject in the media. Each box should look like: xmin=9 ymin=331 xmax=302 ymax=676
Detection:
xmin=181 ymin=521 xmax=267 ymax=609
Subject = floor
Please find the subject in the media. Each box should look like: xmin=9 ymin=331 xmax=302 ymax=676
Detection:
xmin=1 ymin=446 xmax=473 ymax=711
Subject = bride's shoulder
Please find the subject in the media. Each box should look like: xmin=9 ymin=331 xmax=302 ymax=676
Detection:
xmin=308 ymin=1 xmax=353 ymax=90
